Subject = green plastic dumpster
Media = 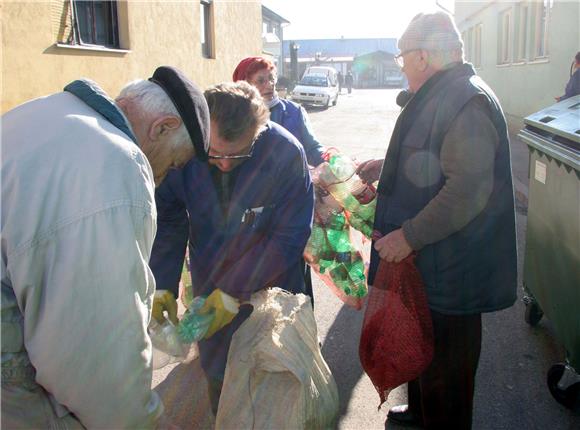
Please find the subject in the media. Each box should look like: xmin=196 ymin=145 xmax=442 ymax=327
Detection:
xmin=518 ymin=95 xmax=580 ymax=411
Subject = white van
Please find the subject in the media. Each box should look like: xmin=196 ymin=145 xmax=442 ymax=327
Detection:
xmin=291 ymin=67 xmax=340 ymax=108
xmin=302 ymin=66 xmax=339 ymax=86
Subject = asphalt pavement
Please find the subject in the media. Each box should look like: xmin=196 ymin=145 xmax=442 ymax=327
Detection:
xmin=153 ymin=88 xmax=580 ymax=429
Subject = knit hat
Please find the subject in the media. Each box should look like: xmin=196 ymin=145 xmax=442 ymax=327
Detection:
xmin=398 ymin=11 xmax=463 ymax=53
xmin=232 ymin=57 xmax=275 ymax=82
xmin=149 ymin=66 xmax=210 ymax=161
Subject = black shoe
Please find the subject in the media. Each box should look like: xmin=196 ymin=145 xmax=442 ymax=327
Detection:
xmin=386 ymin=404 xmax=424 ymax=427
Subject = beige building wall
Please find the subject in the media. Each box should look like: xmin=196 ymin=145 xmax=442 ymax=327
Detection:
xmin=455 ymin=0 xmax=580 ymax=124
xmin=1 ymin=0 xmax=263 ymax=113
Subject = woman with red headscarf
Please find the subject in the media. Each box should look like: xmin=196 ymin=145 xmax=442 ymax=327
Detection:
xmin=233 ymin=57 xmax=325 ymax=305
xmin=233 ymin=56 xmax=325 ymax=167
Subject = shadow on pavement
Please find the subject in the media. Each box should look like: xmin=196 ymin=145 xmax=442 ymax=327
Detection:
xmin=321 ymin=303 xmax=366 ymax=420
xmin=303 ymin=105 xmax=329 ymax=113
xmin=155 ymin=358 xmax=214 ymax=429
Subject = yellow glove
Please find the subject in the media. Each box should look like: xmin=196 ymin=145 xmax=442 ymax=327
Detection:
xmin=199 ymin=289 xmax=240 ymax=339
xmin=152 ymin=290 xmax=179 ymax=325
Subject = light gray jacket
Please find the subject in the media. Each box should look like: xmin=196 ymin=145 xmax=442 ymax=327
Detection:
xmin=1 ymin=90 xmax=163 ymax=428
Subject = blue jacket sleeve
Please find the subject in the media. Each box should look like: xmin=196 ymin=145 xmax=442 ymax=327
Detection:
xmin=149 ymin=175 xmax=189 ymax=297
xmin=212 ymin=147 xmax=314 ymax=300
xmin=297 ymin=106 xmax=325 ymax=167
xmin=561 ymin=69 xmax=580 ymax=101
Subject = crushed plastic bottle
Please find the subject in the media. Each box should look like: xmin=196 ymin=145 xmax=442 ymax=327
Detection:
xmin=176 ymin=296 xmax=215 ymax=344
xmin=327 ymin=154 xmax=376 ymax=205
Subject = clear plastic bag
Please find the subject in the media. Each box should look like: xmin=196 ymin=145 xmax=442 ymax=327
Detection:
xmin=149 ymin=296 xmax=214 ymax=370
xmin=149 ymin=320 xmax=188 ymax=370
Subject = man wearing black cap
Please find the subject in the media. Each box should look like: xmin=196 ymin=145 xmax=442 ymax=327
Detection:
xmin=357 ymin=11 xmax=517 ymax=430
xmin=1 ymin=66 xmax=209 ymax=428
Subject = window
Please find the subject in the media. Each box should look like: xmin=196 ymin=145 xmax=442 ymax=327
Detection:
xmin=72 ymin=0 xmax=119 ymax=48
xmin=517 ymin=3 xmax=529 ymax=61
xmin=498 ymin=9 xmax=512 ymax=64
xmin=473 ymin=24 xmax=482 ymax=68
xmin=200 ymin=0 xmax=214 ymax=58
xmin=534 ymin=0 xmax=553 ymax=58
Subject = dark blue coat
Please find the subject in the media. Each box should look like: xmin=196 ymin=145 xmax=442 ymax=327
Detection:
xmin=270 ymin=99 xmax=324 ymax=166
xmin=149 ymin=121 xmax=314 ymax=301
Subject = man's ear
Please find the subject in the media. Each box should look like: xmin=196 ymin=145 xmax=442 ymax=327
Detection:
xmin=417 ymin=50 xmax=430 ymax=72
xmin=149 ymin=115 xmax=182 ymax=141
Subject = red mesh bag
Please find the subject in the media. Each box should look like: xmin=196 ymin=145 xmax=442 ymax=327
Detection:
xmin=359 ymin=255 xmax=434 ymax=407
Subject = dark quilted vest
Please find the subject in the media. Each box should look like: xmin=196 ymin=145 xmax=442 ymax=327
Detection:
xmin=369 ymin=64 xmax=517 ymax=315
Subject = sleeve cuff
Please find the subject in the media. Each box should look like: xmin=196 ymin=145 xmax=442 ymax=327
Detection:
xmin=402 ymin=220 xmax=425 ymax=251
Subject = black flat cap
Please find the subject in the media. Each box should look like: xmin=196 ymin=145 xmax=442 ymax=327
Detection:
xmin=149 ymin=66 xmax=210 ymax=161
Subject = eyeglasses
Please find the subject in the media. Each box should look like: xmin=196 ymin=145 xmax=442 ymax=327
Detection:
xmin=394 ymin=49 xmax=421 ymax=68
xmin=207 ymin=139 xmax=256 ymax=160
xmin=251 ymin=74 xmax=277 ymax=86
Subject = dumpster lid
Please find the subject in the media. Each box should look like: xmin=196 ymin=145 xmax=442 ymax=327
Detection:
xmin=523 ymin=95 xmax=580 ymax=146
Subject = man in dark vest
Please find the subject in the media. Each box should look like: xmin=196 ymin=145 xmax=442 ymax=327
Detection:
xmin=357 ymin=11 xmax=517 ymax=430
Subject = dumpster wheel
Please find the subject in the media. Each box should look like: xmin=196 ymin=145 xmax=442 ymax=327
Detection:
xmin=547 ymin=363 xmax=580 ymax=411
xmin=524 ymin=301 xmax=543 ymax=326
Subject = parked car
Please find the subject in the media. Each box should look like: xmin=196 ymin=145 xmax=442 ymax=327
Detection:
xmin=303 ymin=66 xmax=339 ymax=86
xmin=384 ymin=69 xmax=406 ymax=88
xmin=291 ymin=74 xmax=339 ymax=108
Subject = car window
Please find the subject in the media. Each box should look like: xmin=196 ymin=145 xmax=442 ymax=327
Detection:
xmin=299 ymin=76 xmax=329 ymax=87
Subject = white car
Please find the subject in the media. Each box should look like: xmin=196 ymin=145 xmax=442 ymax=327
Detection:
xmin=291 ymin=74 xmax=339 ymax=108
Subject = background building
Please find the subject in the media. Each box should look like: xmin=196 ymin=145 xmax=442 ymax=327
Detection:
xmin=261 ymin=5 xmax=289 ymax=76
xmin=455 ymin=0 xmax=580 ymax=127
xmin=352 ymin=50 xmax=406 ymax=88
xmin=282 ymin=38 xmax=398 ymax=85
xmin=1 ymin=0 xmax=263 ymax=112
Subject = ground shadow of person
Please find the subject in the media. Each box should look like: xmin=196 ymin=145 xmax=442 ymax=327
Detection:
xmin=321 ymin=303 xmax=366 ymax=422
xmin=154 ymin=357 xmax=215 ymax=430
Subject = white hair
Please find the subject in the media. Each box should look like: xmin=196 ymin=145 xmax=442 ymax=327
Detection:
xmin=116 ymin=79 xmax=190 ymax=148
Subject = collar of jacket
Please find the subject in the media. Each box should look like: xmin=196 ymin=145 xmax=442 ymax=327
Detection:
xmin=64 ymin=79 xmax=138 ymax=144
xmin=377 ymin=62 xmax=475 ymax=196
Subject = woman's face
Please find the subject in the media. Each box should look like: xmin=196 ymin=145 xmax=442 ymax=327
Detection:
xmin=248 ymin=68 xmax=277 ymax=101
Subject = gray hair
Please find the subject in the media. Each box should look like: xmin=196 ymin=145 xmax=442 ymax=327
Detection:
xmin=116 ymin=80 xmax=190 ymax=148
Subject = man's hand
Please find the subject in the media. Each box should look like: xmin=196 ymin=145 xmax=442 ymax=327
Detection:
xmin=199 ymin=289 xmax=240 ymax=339
xmin=374 ymin=228 xmax=413 ymax=263
xmin=152 ymin=290 xmax=179 ymax=325
xmin=355 ymin=159 xmax=383 ymax=184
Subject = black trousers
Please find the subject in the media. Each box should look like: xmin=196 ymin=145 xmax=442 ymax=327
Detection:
xmin=407 ymin=311 xmax=482 ymax=430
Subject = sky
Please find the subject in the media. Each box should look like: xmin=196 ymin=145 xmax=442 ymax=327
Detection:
xmin=262 ymin=0 xmax=456 ymax=40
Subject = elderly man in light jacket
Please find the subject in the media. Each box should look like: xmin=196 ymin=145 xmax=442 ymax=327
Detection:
xmin=1 ymin=66 xmax=209 ymax=429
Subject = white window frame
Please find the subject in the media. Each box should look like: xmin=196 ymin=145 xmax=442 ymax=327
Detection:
xmin=517 ymin=2 xmax=529 ymax=62
xmin=498 ymin=9 xmax=512 ymax=65
xmin=533 ymin=0 xmax=553 ymax=59
xmin=200 ymin=0 xmax=214 ymax=59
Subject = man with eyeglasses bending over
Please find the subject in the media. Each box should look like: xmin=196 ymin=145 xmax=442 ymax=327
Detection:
xmin=148 ymin=81 xmax=314 ymax=414
xmin=357 ymin=11 xmax=517 ymax=430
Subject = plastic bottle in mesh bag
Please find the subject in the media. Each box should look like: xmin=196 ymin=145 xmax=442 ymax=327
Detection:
xmin=327 ymin=154 xmax=376 ymax=206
